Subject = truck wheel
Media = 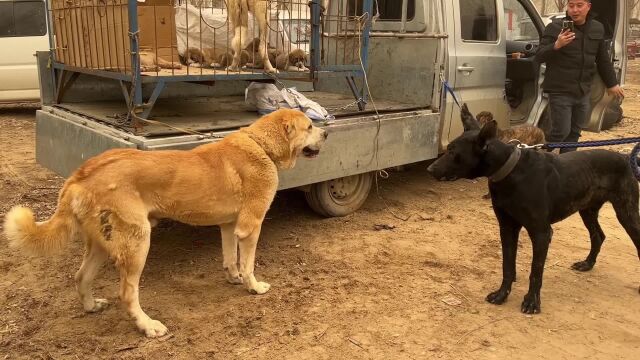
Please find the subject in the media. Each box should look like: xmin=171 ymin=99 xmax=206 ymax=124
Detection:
xmin=304 ymin=172 xmax=374 ymax=217
xmin=600 ymin=102 xmax=623 ymax=131
xmin=537 ymin=108 xmax=551 ymax=138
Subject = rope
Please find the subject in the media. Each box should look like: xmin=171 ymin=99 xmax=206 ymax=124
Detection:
xmin=515 ymin=137 xmax=640 ymax=182
xmin=542 ymin=137 xmax=640 ymax=149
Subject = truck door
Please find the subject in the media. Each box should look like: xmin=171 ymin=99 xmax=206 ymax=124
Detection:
xmin=444 ymin=0 xmax=509 ymax=145
xmin=584 ymin=0 xmax=627 ymax=131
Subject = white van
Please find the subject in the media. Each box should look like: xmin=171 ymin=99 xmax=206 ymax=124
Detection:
xmin=0 ymin=0 xmax=49 ymax=102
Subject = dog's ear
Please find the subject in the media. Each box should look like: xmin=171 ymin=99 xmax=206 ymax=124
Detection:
xmin=478 ymin=120 xmax=498 ymax=144
xmin=281 ymin=115 xmax=297 ymax=138
xmin=460 ymin=103 xmax=480 ymax=131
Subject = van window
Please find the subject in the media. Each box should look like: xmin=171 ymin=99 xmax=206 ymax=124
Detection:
xmin=348 ymin=0 xmax=416 ymax=21
xmin=0 ymin=0 xmax=47 ymax=37
xmin=460 ymin=0 xmax=498 ymax=42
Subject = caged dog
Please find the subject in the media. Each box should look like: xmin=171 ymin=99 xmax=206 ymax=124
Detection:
xmin=182 ymin=47 xmax=251 ymax=68
xmin=274 ymin=48 xmax=309 ymax=72
xmin=242 ymin=38 xmax=308 ymax=72
xmin=473 ymin=108 xmax=545 ymax=146
xmin=139 ymin=50 xmax=182 ymax=72
xmin=227 ymin=0 xmax=278 ymax=73
xmin=427 ymin=108 xmax=640 ymax=314
xmin=3 ymin=109 xmax=328 ymax=337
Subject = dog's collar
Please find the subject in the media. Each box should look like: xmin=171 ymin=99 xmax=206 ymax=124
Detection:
xmin=489 ymin=147 xmax=521 ymax=183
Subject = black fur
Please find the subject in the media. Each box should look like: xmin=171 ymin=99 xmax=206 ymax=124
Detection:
xmin=427 ymin=112 xmax=640 ymax=314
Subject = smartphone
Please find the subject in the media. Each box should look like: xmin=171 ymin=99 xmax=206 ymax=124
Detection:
xmin=562 ymin=20 xmax=575 ymax=33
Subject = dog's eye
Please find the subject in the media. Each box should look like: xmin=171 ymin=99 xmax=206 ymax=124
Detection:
xmin=308 ymin=124 xmax=312 ymax=130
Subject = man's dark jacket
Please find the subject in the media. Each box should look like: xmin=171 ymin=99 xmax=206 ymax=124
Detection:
xmin=535 ymin=13 xmax=618 ymax=96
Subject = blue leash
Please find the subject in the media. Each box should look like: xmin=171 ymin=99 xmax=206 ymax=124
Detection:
xmin=443 ymin=80 xmax=461 ymax=108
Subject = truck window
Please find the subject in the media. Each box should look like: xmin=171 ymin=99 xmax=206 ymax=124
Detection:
xmin=460 ymin=0 xmax=498 ymax=42
xmin=348 ymin=0 xmax=416 ymax=21
xmin=503 ymin=0 xmax=539 ymax=42
xmin=0 ymin=0 xmax=47 ymax=37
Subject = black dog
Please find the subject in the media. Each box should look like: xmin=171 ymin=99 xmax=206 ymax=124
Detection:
xmin=427 ymin=106 xmax=640 ymax=314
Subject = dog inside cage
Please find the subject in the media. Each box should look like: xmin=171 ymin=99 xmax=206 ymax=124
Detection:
xmin=49 ymin=0 xmax=366 ymax=77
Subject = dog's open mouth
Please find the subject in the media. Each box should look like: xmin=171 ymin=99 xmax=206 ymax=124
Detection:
xmin=303 ymin=146 xmax=320 ymax=158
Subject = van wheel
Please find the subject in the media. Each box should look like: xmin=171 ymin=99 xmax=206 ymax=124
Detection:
xmin=304 ymin=172 xmax=373 ymax=217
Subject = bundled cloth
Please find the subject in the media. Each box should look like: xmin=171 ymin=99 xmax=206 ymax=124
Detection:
xmin=245 ymin=82 xmax=334 ymax=122
xmin=174 ymin=4 xmax=293 ymax=56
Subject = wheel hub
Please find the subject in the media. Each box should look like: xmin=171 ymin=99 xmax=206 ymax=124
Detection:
xmin=329 ymin=176 xmax=359 ymax=200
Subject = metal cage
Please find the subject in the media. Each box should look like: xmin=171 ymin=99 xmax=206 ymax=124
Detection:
xmin=46 ymin=0 xmax=373 ymax=124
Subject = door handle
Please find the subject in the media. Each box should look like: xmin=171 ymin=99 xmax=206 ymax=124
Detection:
xmin=457 ymin=65 xmax=475 ymax=72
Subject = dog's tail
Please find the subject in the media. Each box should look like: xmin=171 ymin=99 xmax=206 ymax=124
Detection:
xmin=4 ymin=184 xmax=82 ymax=256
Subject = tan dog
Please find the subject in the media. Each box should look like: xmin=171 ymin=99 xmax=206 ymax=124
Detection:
xmin=4 ymin=109 xmax=327 ymax=338
xmin=476 ymin=111 xmax=545 ymax=145
xmin=227 ymin=0 xmax=277 ymax=73
xmin=139 ymin=50 xmax=182 ymax=72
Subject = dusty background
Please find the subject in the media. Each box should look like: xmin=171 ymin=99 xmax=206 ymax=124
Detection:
xmin=1 ymin=66 xmax=640 ymax=359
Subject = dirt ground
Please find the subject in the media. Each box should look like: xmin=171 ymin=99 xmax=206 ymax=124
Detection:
xmin=2 ymin=69 xmax=640 ymax=360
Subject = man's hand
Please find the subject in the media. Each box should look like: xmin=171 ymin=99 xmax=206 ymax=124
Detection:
xmin=554 ymin=29 xmax=575 ymax=50
xmin=607 ymin=85 xmax=625 ymax=99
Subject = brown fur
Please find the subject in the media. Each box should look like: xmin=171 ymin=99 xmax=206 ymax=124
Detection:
xmin=183 ymin=47 xmax=250 ymax=68
xmin=476 ymin=111 xmax=545 ymax=145
xmin=3 ymin=109 xmax=327 ymax=338
xmin=275 ymin=49 xmax=309 ymax=72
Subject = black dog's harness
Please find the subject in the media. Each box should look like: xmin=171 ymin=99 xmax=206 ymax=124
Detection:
xmin=489 ymin=147 xmax=521 ymax=183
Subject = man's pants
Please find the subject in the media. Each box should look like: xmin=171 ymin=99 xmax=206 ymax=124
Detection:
xmin=547 ymin=93 xmax=591 ymax=153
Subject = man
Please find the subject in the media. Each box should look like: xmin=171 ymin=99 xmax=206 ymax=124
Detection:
xmin=535 ymin=0 xmax=624 ymax=153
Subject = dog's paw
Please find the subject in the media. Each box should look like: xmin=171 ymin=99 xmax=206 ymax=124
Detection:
xmin=139 ymin=319 xmax=169 ymax=338
xmin=571 ymin=260 xmax=594 ymax=272
xmin=486 ymin=289 xmax=510 ymax=305
xmin=226 ymin=273 xmax=243 ymax=285
xmin=86 ymin=298 xmax=109 ymax=313
xmin=521 ymin=293 xmax=541 ymax=314
xmin=248 ymin=281 xmax=271 ymax=295
xmin=226 ymin=65 xmax=240 ymax=72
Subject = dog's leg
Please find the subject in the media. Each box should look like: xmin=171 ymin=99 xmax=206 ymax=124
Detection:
xmin=220 ymin=222 xmax=242 ymax=285
xmin=253 ymin=3 xmax=277 ymax=74
xmin=572 ymin=206 xmax=605 ymax=272
xmin=611 ymin=196 xmax=640 ymax=261
xmin=116 ymin=222 xmax=168 ymax=337
xmin=75 ymin=238 xmax=109 ymax=313
xmin=486 ymin=209 xmax=521 ymax=305
xmin=237 ymin=225 xmax=270 ymax=295
xmin=521 ymin=226 xmax=552 ymax=314
xmin=228 ymin=2 xmax=248 ymax=72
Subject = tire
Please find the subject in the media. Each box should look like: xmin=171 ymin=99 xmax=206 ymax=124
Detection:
xmin=304 ymin=172 xmax=374 ymax=217
xmin=600 ymin=102 xmax=623 ymax=131
xmin=537 ymin=107 xmax=552 ymax=138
